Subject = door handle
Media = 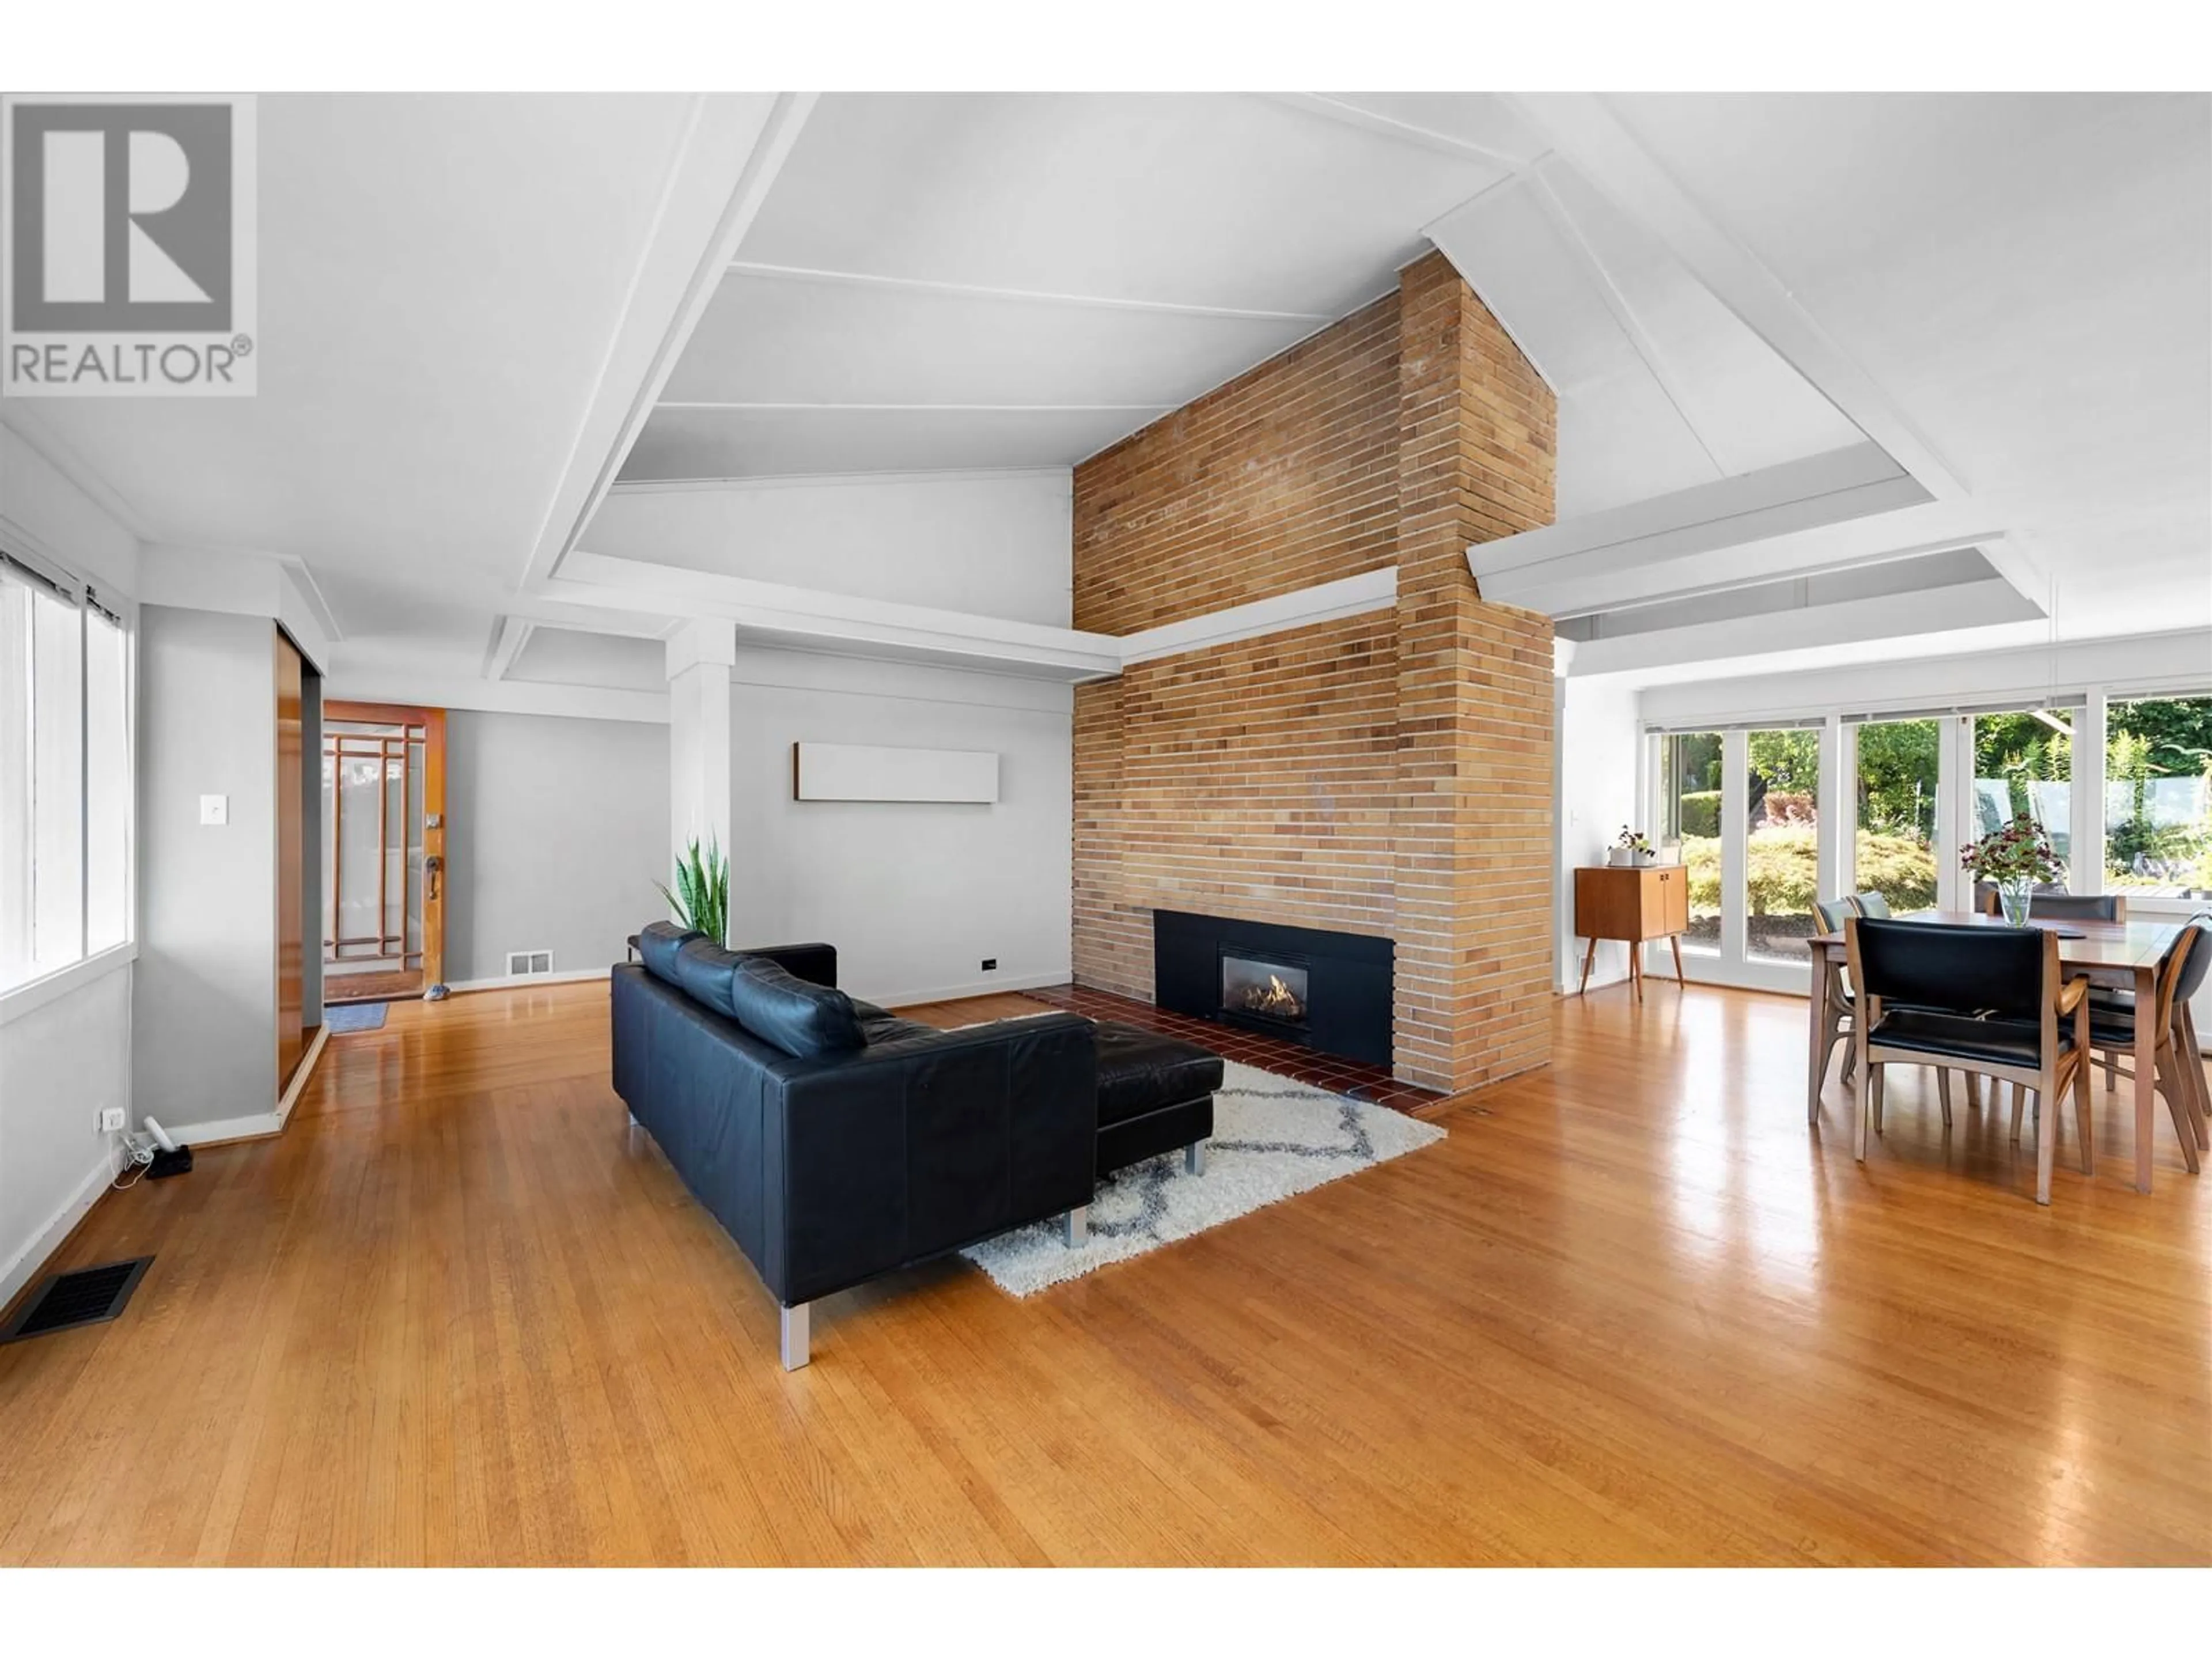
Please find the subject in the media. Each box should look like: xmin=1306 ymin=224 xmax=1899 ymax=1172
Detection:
xmin=425 ymin=854 xmax=442 ymax=902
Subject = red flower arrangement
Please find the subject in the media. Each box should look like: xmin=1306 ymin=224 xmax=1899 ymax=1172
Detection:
xmin=1959 ymin=814 xmax=2065 ymax=885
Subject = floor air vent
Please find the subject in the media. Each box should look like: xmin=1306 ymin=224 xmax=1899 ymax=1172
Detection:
xmin=505 ymin=949 xmax=554 ymax=977
xmin=2 ymin=1256 xmax=153 ymax=1342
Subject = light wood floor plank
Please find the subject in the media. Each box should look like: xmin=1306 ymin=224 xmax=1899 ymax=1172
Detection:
xmin=1 ymin=978 xmax=2206 ymax=1565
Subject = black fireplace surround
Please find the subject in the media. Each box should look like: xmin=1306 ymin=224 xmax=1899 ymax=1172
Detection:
xmin=1153 ymin=910 xmax=1393 ymax=1066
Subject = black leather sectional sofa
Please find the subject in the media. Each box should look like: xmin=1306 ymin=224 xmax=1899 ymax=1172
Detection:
xmin=610 ymin=923 xmax=1219 ymax=1368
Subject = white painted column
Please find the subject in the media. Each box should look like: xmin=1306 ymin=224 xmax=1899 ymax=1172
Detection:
xmin=1819 ymin=716 xmax=1847 ymax=905
xmin=1938 ymin=715 xmax=1971 ymax=911
xmin=665 ymin=620 xmax=737 ymax=931
xmin=2074 ymin=687 xmax=2106 ymax=894
xmin=1720 ymin=729 xmax=1749 ymax=966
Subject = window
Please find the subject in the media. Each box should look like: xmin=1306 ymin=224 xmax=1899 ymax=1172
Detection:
xmin=2105 ymin=694 xmax=2212 ymax=897
xmin=1853 ymin=718 xmax=1940 ymax=912
xmin=0 ymin=550 xmax=132 ymax=994
xmin=1972 ymin=706 xmax=2074 ymax=857
xmin=1658 ymin=731 xmax=1721 ymax=950
xmin=1745 ymin=729 xmax=1820 ymax=964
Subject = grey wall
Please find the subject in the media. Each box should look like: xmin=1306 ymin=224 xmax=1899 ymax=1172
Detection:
xmin=728 ymin=650 xmax=1073 ymax=1006
xmin=134 ymin=605 xmax=279 ymax=1128
xmin=444 ymin=711 xmax=668 ymax=982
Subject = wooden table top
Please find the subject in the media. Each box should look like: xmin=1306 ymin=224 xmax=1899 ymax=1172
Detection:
xmin=1806 ymin=909 xmax=2186 ymax=972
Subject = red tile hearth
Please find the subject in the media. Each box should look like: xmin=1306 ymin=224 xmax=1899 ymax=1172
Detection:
xmin=1016 ymin=983 xmax=1447 ymax=1120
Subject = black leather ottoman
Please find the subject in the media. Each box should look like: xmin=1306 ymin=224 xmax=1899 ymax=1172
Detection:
xmin=1093 ymin=1021 xmax=1222 ymax=1177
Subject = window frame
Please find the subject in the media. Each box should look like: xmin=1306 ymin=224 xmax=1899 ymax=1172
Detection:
xmin=1641 ymin=677 xmax=2212 ymax=990
xmin=0 ymin=537 xmax=137 ymax=1021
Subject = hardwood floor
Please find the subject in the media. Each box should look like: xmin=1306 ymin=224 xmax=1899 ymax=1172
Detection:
xmin=2 ymin=978 xmax=2206 ymax=1565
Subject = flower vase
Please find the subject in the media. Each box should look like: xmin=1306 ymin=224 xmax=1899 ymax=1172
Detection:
xmin=1997 ymin=876 xmax=2034 ymax=926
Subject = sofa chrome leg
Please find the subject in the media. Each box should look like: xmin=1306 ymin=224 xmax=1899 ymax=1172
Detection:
xmin=1063 ymin=1205 xmax=1088 ymax=1248
xmin=779 ymin=1302 xmax=810 ymax=1370
xmin=1185 ymin=1139 xmax=1208 ymax=1176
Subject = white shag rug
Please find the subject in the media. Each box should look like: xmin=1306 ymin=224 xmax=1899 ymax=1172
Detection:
xmin=960 ymin=1059 xmax=1446 ymax=1297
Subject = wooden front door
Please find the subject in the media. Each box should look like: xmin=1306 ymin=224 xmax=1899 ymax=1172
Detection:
xmin=322 ymin=702 xmax=446 ymax=999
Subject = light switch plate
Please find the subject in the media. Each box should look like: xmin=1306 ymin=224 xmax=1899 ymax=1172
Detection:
xmin=199 ymin=794 xmax=228 ymax=825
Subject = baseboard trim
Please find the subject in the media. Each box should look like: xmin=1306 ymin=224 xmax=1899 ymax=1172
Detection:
xmin=163 ymin=1021 xmax=330 ymax=1150
xmin=0 ymin=1147 xmax=124 ymax=1316
xmin=445 ymin=967 xmax=612 ymax=995
xmin=872 ymin=969 xmax=1071 ymax=1010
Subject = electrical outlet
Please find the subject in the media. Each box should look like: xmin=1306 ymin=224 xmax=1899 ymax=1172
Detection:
xmin=980 ymin=958 xmax=998 ymax=972
xmin=100 ymin=1107 xmax=127 ymax=1133
xmin=199 ymin=793 xmax=229 ymax=825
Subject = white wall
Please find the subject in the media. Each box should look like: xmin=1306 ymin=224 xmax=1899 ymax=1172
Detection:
xmin=728 ymin=647 xmax=1073 ymax=1006
xmin=444 ymin=711 xmax=669 ymax=983
xmin=133 ymin=605 xmax=279 ymax=1137
xmin=581 ymin=471 xmax=1074 ymax=627
xmin=0 ymin=961 xmax=132 ymax=1309
xmin=0 ymin=420 xmax=140 ymax=1308
xmin=1555 ymin=675 xmax=1643 ymax=992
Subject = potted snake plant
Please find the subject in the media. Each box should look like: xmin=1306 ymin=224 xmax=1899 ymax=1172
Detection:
xmin=657 ymin=836 xmax=730 ymax=945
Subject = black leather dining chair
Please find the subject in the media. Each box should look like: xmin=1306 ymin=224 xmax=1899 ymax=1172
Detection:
xmin=2084 ymin=921 xmax=2208 ymax=1173
xmin=2029 ymin=892 xmax=2127 ymax=922
xmin=1846 ymin=916 xmax=2093 ymax=1205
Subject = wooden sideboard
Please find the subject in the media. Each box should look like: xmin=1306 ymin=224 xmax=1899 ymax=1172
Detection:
xmin=1573 ymin=865 xmax=1690 ymax=1000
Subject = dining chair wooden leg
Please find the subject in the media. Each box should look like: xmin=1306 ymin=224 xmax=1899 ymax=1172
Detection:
xmin=2071 ymin=1059 xmax=2094 ymax=1177
xmin=2179 ymin=1003 xmax=2210 ymax=1150
xmin=1963 ymin=1072 xmax=1980 ymax=1111
xmin=2034 ymin=1077 xmax=2056 ymax=1206
xmin=1936 ymin=1067 xmax=1953 ymax=1128
xmin=1854 ymin=1044 xmax=1873 ymax=1164
xmin=1870 ymin=1065 xmax=1886 ymax=1135
xmin=2102 ymin=1051 xmax=2118 ymax=1092
xmin=1842 ymin=1046 xmax=1857 ymax=1086
xmin=2154 ymin=1045 xmax=2202 ymax=1175
xmin=2009 ymin=1081 xmax=2025 ymax=1142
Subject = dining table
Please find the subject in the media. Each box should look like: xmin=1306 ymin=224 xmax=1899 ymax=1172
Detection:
xmin=1806 ymin=909 xmax=2187 ymax=1192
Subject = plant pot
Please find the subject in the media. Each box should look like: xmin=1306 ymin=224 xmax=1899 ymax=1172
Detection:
xmin=1607 ymin=848 xmax=1631 ymax=867
xmin=1634 ymin=850 xmax=1657 ymax=867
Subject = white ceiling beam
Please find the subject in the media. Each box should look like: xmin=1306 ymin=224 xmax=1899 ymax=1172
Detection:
xmin=519 ymin=92 xmax=819 ymax=593
xmin=654 ymin=401 xmax=1173 ymax=414
xmin=607 ymin=467 xmax=1068 ymax=497
xmin=1473 ymin=441 xmax=1937 ymax=616
xmin=552 ymin=552 xmax=1123 ymax=681
xmin=1120 ymin=569 xmax=1396 ymax=666
xmin=1503 ymin=93 xmax=1969 ymax=503
xmin=483 ymin=616 xmax=534 ymax=681
xmin=1566 ymin=577 xmax=2042 ymax=678
xmin=723 ymin=260 xmax=1332 ymax=324
xmin=1262 ymin=93 xmax=1544 ymax=173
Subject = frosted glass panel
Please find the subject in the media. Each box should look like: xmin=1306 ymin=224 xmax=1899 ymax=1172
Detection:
xmin=337 ymin=753 xmax=384 ymax=946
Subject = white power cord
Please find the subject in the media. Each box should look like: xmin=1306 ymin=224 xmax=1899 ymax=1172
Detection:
xmin=110 ymin=1133 xmax=159 ymax=1190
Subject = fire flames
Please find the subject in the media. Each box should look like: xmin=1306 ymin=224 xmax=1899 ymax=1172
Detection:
xmin=1235 ymin=972 xmax=1306 ymax=1021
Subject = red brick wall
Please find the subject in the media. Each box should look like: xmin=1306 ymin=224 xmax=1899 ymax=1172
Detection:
xmin=1071 ymin=253 xmax=1558 ymax=1093
xmin=1073 ymin=293 xmax=1400 ymax=635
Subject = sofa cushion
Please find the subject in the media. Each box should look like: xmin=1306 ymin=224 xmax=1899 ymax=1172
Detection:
xmin=672 ymin=937 xmax=749 ymax=1016
xmin=638 ymin=921 xmax=699 ymax=987
xmin=726 ymin=955 xmax=866 ymax=1059
xmin=1092 ymin=1021 xmax=1224 ymax=1128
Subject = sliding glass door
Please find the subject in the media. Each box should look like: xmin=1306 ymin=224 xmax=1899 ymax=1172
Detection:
xmin=1744 ymin=729 xmax=1820 ymax=964
xmin=1850 ymin=718 xmax=1941 ymax=914
xmin=1658 ymin=730 xmax=1721 ymax=955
